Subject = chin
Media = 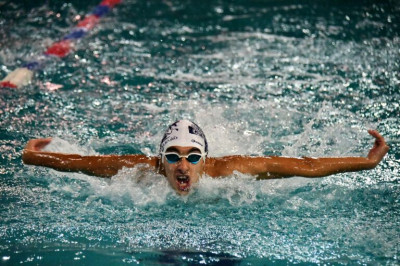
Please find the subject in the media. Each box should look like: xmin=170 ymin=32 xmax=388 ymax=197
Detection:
xmin=175 ymin=182 xmax=191 ymax=195
xmin=176 ymin=189 xmax=190 ymax=195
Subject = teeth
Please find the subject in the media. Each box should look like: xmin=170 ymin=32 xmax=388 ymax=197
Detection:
xmin=177 ymin=176 xmax=189 ymax=181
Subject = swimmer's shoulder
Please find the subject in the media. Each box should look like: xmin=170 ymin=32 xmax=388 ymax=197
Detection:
xmin=205 ymin=155 xmax=246 ymax=177
xmin=205 ymin=155 xmax=280 ymax=178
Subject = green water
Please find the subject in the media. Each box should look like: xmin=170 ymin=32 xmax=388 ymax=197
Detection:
xmin=1 ymin=0 xmax=399 ymax=264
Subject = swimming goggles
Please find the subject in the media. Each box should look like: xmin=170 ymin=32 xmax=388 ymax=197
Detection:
xmin=163 ymin=152 xmax=204 ymax=164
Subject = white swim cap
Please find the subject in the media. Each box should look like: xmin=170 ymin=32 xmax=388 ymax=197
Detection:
xmin=159 ymin=120 xmax=208 ymax=156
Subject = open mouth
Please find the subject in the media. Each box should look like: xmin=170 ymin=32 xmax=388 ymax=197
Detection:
xmin=176 ymin=175 xmax=190 ymax=191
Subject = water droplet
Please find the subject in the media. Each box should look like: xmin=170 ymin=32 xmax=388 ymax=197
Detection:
xmin=26 ymin=99 xmax=35 ymax=107
xmin=92 ymin=99 xmax=102 ymax=108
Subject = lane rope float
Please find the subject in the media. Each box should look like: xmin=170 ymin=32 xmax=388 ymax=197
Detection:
xmin=0 ymin=0 xmax=122 ymax=89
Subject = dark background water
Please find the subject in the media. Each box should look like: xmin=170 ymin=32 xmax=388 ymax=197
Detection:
xmin=1 ymin=0 xmax=399 ymax=264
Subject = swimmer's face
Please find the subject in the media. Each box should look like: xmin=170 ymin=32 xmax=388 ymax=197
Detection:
xmin=161 ymin=146 xmax=205 ymax=195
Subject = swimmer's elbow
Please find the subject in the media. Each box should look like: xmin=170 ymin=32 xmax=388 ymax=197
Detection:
xmin=256 ymin=172 xmax=294 ymax=180
xmin=83 ymin=168 xmax=118 ymax=178
xmin=290 ymin=157 xmax=333 ymax=178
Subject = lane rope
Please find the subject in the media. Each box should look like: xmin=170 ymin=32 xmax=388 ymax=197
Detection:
xmin=0 ymin=0 xmax=122 ymax=88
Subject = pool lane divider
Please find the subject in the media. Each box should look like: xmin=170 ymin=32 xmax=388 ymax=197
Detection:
xmin=0 ymin=0 xmax=122 ymax=89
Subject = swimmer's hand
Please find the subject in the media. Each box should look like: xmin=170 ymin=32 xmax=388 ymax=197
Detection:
xmin=22 ymin=138 xmax=53 ymax=167
xmin=24 ymin=138 xmax=53 ymax=152
xmin=366 ymin=130 xmax=389 ymax=167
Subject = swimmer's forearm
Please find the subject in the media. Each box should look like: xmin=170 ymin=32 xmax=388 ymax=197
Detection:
xmin=22 ymin=151 xmax=117 ymax=177
xmin=278 ymin=156 xmax=379 ymax=178
xmin=259 ymin=130 xmax=389 ymax=178
xmin=22 ymin=151 xmax=157 ymax=177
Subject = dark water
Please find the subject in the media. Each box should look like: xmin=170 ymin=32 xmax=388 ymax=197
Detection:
xmin=1 ymin=0 xmax=399 ymax=264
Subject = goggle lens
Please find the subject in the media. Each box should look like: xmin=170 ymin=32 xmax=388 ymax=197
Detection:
xmin=165 ymin=154 xmax=180 ymax=163
xmin=187 ymin=154 xmax=202 ymax=164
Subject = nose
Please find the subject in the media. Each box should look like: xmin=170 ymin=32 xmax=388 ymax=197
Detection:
xmin=176 ymin=157 xmax=190 ymax=172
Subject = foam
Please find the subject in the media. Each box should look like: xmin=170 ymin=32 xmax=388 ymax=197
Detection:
xmin=42 ymin=137 xmax=98 ymax=155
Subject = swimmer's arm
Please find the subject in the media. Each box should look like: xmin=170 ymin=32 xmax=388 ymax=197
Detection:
xmin=207 ymin=130 xmax=389 ymax=179
xmin=243 ymin=156 xmax=380 ymax=179
xmin=22 ymin=138 xmax=158 ymax=177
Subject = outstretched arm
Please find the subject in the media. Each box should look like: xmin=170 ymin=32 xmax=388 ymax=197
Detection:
xmin=207 ymin=130 xmax=389 ymax=179
xmin=22 ymin=138 xmax=158 ymax=177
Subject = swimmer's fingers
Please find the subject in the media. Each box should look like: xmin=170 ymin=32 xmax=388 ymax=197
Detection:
xmin=367 ymin=130 xmax=389 ymax=164
xmin=25 ymin=138 xmax=53 ymax=152
xmin=368 ymin=130 xmax=387 ymax=149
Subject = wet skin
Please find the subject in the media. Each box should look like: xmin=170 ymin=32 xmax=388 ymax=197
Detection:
xmin=22 ymin=130 xmax=389 ymax=195
xmin=161 ymin=146 xmax=205 ymax=195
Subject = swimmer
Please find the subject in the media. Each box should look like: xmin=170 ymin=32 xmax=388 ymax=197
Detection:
xmin=22 ymin=120 xmax=389 ymax=195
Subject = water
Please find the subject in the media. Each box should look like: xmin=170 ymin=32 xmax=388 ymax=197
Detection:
xmin=1 ymin=0 xmax=399 ymax=264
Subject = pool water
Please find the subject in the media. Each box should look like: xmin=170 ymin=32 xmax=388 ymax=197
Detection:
xmin=1 ymin=0 xmax=399 ymax=264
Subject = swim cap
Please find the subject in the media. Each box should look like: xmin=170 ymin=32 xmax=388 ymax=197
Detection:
xmin=159 ymin=120 xmax=208 ymax=157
